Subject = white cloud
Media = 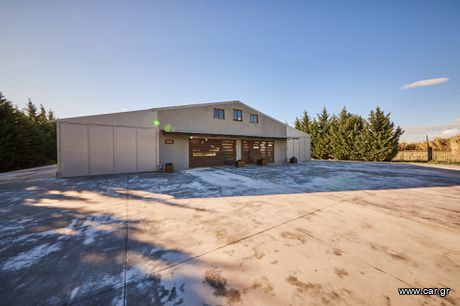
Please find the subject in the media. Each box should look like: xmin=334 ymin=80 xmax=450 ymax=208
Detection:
xmin=441 ymin=128 xmax=460 ymax=137
xmin=401 ymin=118 xmax=460 ymax=142
xmin=401 ymin=77 xmax=449 ymax=90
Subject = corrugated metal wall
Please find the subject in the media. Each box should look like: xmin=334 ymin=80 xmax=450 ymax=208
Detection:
xmin=58 ymin=122 xmax=158 ymax=177
xmin=286 ymin=126 xmax=311 ymax=162
xmin=286 ymin=137 xmax=311 ymax=161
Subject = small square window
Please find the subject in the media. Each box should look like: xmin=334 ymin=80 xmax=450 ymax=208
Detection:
xmin=250 ymin=114 xmax=258 ymax=123
xmin=214 ymin=108 xmax=225 ymax=120
xmin=233 ymin=109 xmax=242 ymax=121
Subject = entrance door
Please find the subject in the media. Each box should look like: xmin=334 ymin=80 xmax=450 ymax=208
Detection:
xmin=242 ymin=140 xmax=274 ymax=163
xmin=189 ymin=138 xmax=236 ymax=167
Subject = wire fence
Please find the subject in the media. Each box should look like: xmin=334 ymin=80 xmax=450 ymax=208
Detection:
xmin=393 ymin=150 xmax=427 ymax=162
xmin=432 ymin=151 xmax=460 ymax=163
xmin=394 ymin=150 xmax=460 ymax=163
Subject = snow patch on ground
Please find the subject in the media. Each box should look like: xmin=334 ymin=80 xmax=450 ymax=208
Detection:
xmin=111 ymin=296 xmax=124 ymax=306
xmin=1 ymin=243 xmax=60 ymax=271
xmin=80 ymin=215 xmax=120 ymax=245
xmin=126 ymin=267 xmax=144 ymax=282
xmin=69 ymin=287 xmax=79 ymax=300
xmin=0 ymin=215 xmax=121 ymax=256
xmin=80 ymin=273 xmax=122 ymax=295
xmin=75 ymin=269 xmax=139 ymax=302
xmin=185 ymin=168 xmax=295 ymax=196
xmin=0 ymin=223 xmax=25 ymax=234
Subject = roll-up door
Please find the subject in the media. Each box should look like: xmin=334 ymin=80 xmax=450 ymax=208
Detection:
xmin=189 ymin=138 xmax=236 ymax=167
xmin=241 ymin=140 xmax=274 ymax=163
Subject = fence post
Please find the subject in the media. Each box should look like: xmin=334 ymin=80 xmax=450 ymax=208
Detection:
xmin=426 ymin=135 xmax=432 ymax=162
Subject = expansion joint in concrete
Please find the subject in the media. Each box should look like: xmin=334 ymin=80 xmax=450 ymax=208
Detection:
xmin=122 ymin=174 xmax=129 ymax=306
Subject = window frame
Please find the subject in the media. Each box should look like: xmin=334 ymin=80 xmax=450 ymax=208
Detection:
xmin=233 ymin=109 xmax=243 ymax=122
xmin=250 ymin=114 xmax=259 ymax=123
xmin=213 ymin=108 xmax=225 ymax=120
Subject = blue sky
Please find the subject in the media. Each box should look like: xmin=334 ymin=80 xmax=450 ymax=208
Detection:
xmin=1 ymin=0 xmax=459 ymax=141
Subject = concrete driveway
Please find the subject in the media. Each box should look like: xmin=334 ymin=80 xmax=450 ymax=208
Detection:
xmin=1 ymin=161 xmax=460 ymax=305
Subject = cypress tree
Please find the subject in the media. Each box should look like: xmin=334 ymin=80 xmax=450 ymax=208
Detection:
xmin=294 ymin=105 xmax=402 ymax=162
xmin=348 ymin=114 xmax=365 ymax=160
xmin=0 ymin=93 xmax=57 ymax=172
xmin=48 ymin=109 xmax=55 ymax=121
xmin=294 ymin=110 xmax=312 ymax=134
xmin=362 ymin=107 xmax=403 ymax=161
xmin=38 ymin=104 xmax=48 ymax=124
xmin=310 ymin=107 xmax=331 ymax=159
xmin=294 ymin=117 xmax=302 ymax=131
xmin=330 ymin=107 xmax=365 ymax=160
xmin=0 ymin=93 xmax=19 ymax=171
xmin=25 ymin=98 xmax=37 ymax=121
xmin=44 ymin=108 xmax=57 ymax=163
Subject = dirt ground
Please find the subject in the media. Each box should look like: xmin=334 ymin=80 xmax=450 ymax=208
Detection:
xmin=0 ymin=161 xmax=459 ymax=306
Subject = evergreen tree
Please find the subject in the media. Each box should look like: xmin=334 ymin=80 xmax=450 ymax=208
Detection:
xmin=294 ymin=105 xmax=402 ymax=162
xmin=25 ymin=98 xmax=37 ymax=121
xmin=48 ymin=109 xmax=55 ymax=121
xmin=361 ymin=107 xmax=403 ymax=161
xmin=38 ymin=104 xmax=48 ymax=124
xmin=43 ymin=108 xmax=57 ymax=164
xmin=310 ymin=107 xmax=331 ymax=159
xmin=0 ymin=93 xmax=19 ymax=171
xmin=329 ymin=107 xmax=365 ymax=160
xmin=21 ymin=98 xmax=42 ymax=167
xmin=348 ymin=115 xmax=366 ymax=160
xmin=294 ymin=118 xmax=302 ymax=131
xmin=294 ymin=110 xmax=312 ymax=134
xmin=0 ymin=93 xmax=57 ymax=172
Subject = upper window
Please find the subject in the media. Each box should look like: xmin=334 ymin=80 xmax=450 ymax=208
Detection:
xmin=250 ymin=114 xmax=258 ymax=123
xmin=233 ymin=109 xmax=242 ymax=121
xmin=213 ymin=108 xmax=225 ymax=120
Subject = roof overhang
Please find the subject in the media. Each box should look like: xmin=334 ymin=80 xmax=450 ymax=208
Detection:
xmin=161 ymin=130 xmax=289 ymax=140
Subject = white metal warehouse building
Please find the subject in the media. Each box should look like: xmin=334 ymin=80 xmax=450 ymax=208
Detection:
xmin=56 ymin=100 xmax=311 ymax=177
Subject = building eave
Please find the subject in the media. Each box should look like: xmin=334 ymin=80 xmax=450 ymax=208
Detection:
xmin=161 ymin=130 xmax=289 ymax=140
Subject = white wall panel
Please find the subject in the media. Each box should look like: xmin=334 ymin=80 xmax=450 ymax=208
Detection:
xmin=286 ymin=126 xmax=311 ymax=162
xmin=60 ymin=123 xmax=89 ymax=177
xmin=114 ymin=127 xmax=137 ymax=173
xmin=158 ymin=133 xmax=189 ymax=170
xmin=274 ymin=140 xmax=287 ymax=163
xmin=306 ymin=136 xmax=311 ymax=160
xmin=59 ymin=118 xmax=159 ymax=177
xmin=287 ymin=139 xmax=294 ymax=160
xmin=137 ymin=128 xmax=156 ymax=171
xmin=89 ymin=125 xmax=114 ymax=175
xmin=294 ymin=139 xmax=300 ymax=160
xmin=287 ymin=138 xmax=308 ymax=161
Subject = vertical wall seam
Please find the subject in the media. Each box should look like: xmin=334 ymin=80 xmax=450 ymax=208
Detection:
xmin=87 ymin=125 xmax=90 ymax=175
xmin=135 ymin=128 xmax=138 ymax=172
xmin=112 ymin=126 xmax=115 ymax=174
xmin=56 ymin=121 xmax=61 ymax=177
xmin=155 ymin=128 xmax=158 ymax=170
xmin=122 ymin=173 xmax=129 ymax=306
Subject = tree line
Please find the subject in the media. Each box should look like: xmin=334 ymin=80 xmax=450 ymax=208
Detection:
xmin=0 ymin=92 xmax=56 ymax=172
xmin=294 ymin=106 xmax=403 ymax=161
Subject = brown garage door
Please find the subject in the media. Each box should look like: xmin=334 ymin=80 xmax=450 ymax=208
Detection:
xmin=242 ymin=140 xmax=274 ymax=163
xmin=189 ymin=138 xmax=236 ymax=167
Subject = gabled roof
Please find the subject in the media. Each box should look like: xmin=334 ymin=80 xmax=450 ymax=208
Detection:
xmin=153 ymin=100 xmax=286 ymax=126
xmin=58 ymin=100 xmax=286 ymax=126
